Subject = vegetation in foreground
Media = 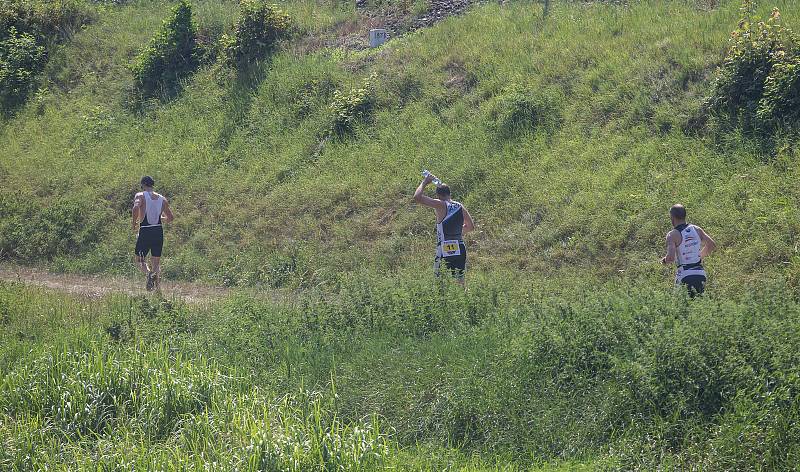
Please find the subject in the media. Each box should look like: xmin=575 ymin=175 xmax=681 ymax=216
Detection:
xmin=1 ymin=276 xmax=799 ymax=469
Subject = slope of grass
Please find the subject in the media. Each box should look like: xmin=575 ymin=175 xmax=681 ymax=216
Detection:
xmin=2 ymin=276 xmax=799 ymax=469
xmin=2 ymin=0 xmax=799 ymax=292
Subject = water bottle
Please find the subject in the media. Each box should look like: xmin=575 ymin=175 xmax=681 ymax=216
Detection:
xmin=422 ymin=170 xmax=442 ymax=186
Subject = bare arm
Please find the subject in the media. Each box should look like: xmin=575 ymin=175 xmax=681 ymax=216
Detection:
xmin=162 ymin=199 xmax=174 ymax=224
xmin=462 ymin=206 xmax=475 ymax=233
xmin=413 ymin=175 xmax=446 ymax=211
xmin=131 ymin=194 xmax=143 ymax=230
xmin=661 ymin=231 xmax=678 ymax=264
xmin=697 ymin=227 xmax=716 ymax=258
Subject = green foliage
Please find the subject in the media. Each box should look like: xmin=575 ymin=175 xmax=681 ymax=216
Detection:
xmin=0 ymin=195 xmax=103 ymax=262
xmin=706 ymin=2 xmax=800 ymax=131
xmin=221 ymin=0 xmax=289 ymax=68
xmin=486 ymin=83 xmax=563 ymax=138
xmin=2 ymin=278 xmax=800 ymax=468
xmin=0 ymin=26 xmax=44 ymax=111
xmin=2 ymin=0 xmax=800 ymax=293
xmin=0 ymin=0 xmax=92 ymax=110
xmin=756 ymin=56 xmax=800 ymax=128
xmin=0 ymin=0 xmax=93 ymax=42
xmin=131 ymin=0 xmax=197 ymax=97
xmin=328 ymin=73 xmax=375 ymax=138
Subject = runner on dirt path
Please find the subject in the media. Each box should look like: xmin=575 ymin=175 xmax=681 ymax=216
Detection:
xmin=414 ymin=172 xmax=475 ymax=285
xmin=661 ymin=203 xmax=716 ymax=297
xmin=132 ymin=176 xmax=174 ymax=291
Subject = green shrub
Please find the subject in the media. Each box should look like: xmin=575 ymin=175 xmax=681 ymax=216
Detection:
xmin=328 ymin=74 xmax=376 ymax=138
xmin=485 ymin=83 xmax=563 ymax=138
xmin=756 ymin=56 xmax=800 ymax=128
xmin=0 ymin=0 xmax=93 ymax=43
xmin=0 ymin=195 xmax=103 ymax=262
xmin=221 ymin=0 xmax=289 ymax=68
xmin=0 ymin=26 xmax=44 ymax=111
xmin=0 ymin=0 xmax=92 ymax=111
xmin=705 ymin=3 xmax=798 ymax=130
xmin=131 ymin=0 xmax=197 ymax=97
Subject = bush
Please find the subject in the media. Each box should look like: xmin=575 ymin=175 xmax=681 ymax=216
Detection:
xmin=485 ymin=83 xmax=563 ymax=138
xmin=0 ymin=0 xmax=92 ymax=111
xmin=705 ymin=3 xmax=799 ymax=131
xmin=328 ymin=74 xmax=376 ymax=138
xmin=0 ymin=26 xmax=44 ymax=111
xmin=221 ymin=0 xmax=289 ymax=68
xmin=0 ymin=0 xmax=93 ymax=43
xmin=0 ymin=195 xmax=103 ymax=262
xmin=131 ymin=0 xmax=197 ymax=97
xmin=756 ymin=56 xmax=800 ymax=128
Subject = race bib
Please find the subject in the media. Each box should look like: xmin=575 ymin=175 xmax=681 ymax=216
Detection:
xmin=441 ymin=240 xmax=461 ymax=257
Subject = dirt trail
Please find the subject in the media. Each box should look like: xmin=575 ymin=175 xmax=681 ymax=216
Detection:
xmin=0 ymin=265 xmax=232 ymax=304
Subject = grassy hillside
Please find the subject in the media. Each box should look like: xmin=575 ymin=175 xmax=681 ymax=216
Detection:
xmin=2 ymin=0 xmax=799 ymax=292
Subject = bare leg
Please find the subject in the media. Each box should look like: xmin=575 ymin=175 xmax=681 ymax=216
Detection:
xmin=135 ymin=255 xmax=149 ymax=274
xmin=151 ymin=256 xmax=161 ymax=291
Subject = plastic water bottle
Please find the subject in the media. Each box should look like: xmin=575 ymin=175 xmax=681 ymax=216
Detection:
xmin=422 ymin=170 xmax=442 ymax=186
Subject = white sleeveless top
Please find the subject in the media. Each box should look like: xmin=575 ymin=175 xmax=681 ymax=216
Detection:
xmin=675 ymin=224 xmax=705 ymax=283
xmin=138 ymin=191 xmax=164 ymax=227
xmin=676 ymin=225 xmax=702 ymax=266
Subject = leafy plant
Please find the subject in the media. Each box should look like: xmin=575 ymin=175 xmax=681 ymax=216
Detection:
xmin=756 ymin=55 xmax=800 ymax=129
xmin=220 ymin=0 xmax=289 ymax=68
xmin=328 ymin=73 xmax=376 ymax=138
xmin=705 ymin=2 xmax=799 ymax=130
xmin=130 ymin=0 xmax=197 ymax=97
xmin=0 ymin=0 xmax=93 ymax=43
xmin=0 ymin=26 xmax=44 ymax=111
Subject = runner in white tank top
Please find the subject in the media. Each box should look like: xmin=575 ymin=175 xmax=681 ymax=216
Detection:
xmin=661 ymin=204 xmax=716 ymax=297
xmin=132 ymin=176 xmax=174 ymax=291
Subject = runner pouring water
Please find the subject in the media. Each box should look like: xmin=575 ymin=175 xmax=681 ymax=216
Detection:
xmin=414 ymin=171 xmax=475 ymax=284
xmin=661 ymin=204 xmax=716 ymax=297
xmin=132 ymin=176 xmax=174 ymax=291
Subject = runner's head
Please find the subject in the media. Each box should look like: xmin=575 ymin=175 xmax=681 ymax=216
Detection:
xmin=140 ymin=175 xmax=155 ymax=190
xmin=670 ymin=203 xmax=687 ymax=226
xmin=435 ymin=184 xmax=451 ymax=201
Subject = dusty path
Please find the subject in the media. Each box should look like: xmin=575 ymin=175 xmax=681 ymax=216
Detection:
xmin=0 ymin=265 xmax=233 ymax=304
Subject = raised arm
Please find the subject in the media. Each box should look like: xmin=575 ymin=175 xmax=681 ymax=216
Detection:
xmin=413 ymin=174 xmax=445 ymax=210
xmin=462 ymin=206 xmax=475 ymax=233
xmin=162 ymin=198 xmax=174 ymax=224
xmin=697 ymin=226 xmax=716 ymax=258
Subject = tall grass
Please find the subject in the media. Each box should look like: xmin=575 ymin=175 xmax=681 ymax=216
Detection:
xmin=2 ymin=276 xmax=800 ymax=469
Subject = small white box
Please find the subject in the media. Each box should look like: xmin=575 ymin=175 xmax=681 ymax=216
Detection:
xmin=369 ymin=29 xmax=388 ymax=48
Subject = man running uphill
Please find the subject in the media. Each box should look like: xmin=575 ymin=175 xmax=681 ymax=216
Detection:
xmin=414 ymin=172 xmax=475 ymax=284
xmin=132 ymin=176 xmax=174 ymax=291
xmin=661 ymin=204 xmax=716 ymax=297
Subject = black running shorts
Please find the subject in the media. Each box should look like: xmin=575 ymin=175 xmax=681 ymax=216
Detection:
xmin=680 ymin=274 xmax=706 ymax=298
xmin=135 ymin=226 xmax=164 ymax=257
xmin=434 ymin=242 xmax=467 ymax=279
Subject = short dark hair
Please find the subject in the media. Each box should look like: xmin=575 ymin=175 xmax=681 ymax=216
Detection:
xmin=140 ymin=175 xmax=155 ymax=187
xmin=435 ymin=184 xmax=451 ymax=196
xmin=670 ymin=204 xmax=686 ymax=220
